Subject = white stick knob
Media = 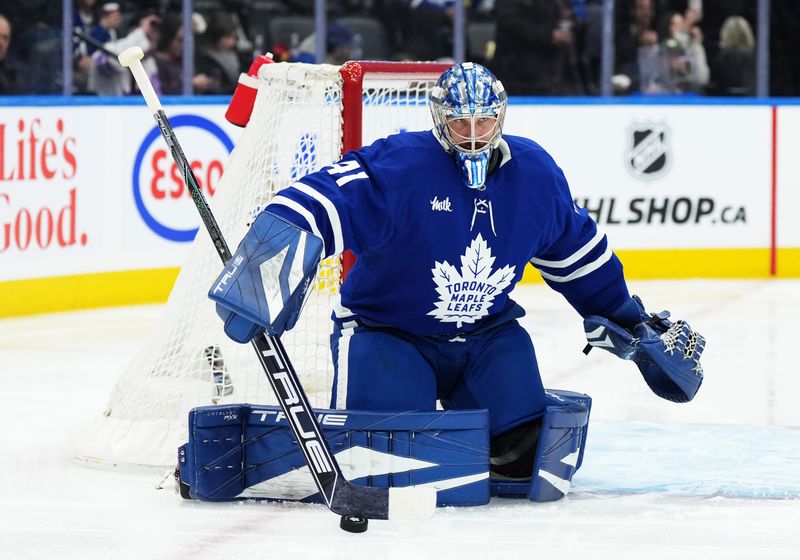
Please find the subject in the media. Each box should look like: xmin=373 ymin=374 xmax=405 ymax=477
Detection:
xmin=117 ymin=47 xmax=162 ymax=114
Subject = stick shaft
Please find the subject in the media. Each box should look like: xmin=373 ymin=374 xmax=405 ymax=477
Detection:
xmin=122 ymin=52 xmax=162 ymax=113
xmin=118 ymin=48 xmax=394 ymax=519
xmin=152 ymin=111 xmax=231 ymax=261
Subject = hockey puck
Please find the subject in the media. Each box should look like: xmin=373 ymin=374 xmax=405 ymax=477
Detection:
xmin=339 ymin=515 xmax=368 ymax=533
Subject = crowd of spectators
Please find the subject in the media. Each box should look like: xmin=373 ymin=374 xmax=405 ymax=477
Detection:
xmin=0 ymin=0 xmax=798 ymax=97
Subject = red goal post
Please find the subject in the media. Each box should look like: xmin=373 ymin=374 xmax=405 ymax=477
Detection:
xmin=340 ymin=60 xmax=452 ymax=151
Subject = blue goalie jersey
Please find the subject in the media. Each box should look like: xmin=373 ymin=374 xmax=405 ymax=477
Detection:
xmin=267 ymin=131 xmax=630 ymax=336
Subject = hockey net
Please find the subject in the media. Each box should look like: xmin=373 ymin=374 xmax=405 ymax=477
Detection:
xmin=73 ymin=61 xmax=450 ymax=470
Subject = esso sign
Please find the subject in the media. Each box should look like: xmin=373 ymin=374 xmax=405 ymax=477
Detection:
xmin=133 ymin=114 xmax=233 ymax=241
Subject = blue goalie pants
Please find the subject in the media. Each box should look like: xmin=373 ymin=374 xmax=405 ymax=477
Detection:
xmin=330 ymin=317 xmax=547 ymax=437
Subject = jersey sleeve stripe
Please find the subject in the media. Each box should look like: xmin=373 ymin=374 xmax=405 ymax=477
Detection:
xmin=334 ymin=172 xmax=369 ymax=186
xmin=290 ymin=181 xmax=344 ymax=256
xmin=537 ymin=245 xmax=614 ymax=283
xmin=269 ymin=195 xmax=327 ymax=256
xmin=530 ymin=229 xmax=605 ymax=268
xmin=333 ymin=299 xmax=356 ymax=320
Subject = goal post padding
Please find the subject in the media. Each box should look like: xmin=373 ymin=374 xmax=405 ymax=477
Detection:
xmin=72 ymin=61 xmax=451 ymax=471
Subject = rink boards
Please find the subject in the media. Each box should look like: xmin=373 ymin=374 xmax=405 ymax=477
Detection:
xmin=0 ymin=97 xmax=798 ymax=315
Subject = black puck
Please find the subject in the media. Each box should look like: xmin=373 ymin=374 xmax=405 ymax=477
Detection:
xmin=339 ymin=515 xmax=368 ymax=533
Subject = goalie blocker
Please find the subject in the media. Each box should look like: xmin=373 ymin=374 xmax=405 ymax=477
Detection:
xmin=176 ymin=390 xmax=591 ymax=505
xmin=209 ymin=211 xmax=323 ymax=343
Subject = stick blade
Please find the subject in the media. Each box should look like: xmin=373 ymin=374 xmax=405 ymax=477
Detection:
xmin=388 ymin=486 xmax=437 ymax=520
xmin=330 ymin=482 xmax=436 ymax=521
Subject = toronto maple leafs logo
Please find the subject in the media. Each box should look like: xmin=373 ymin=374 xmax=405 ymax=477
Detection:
xmin=428 ymin=234 xmax=516 ymax=328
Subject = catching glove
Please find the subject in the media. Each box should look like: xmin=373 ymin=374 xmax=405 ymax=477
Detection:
xmin=583 ymin=295 xmax=705 ymax=403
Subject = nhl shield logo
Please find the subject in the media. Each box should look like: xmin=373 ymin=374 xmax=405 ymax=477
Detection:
xmin=626 ymin=122 xmax=671 ymax=181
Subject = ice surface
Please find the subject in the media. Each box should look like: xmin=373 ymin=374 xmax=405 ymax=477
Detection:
xmin=1 ymin=280 xmax=799 ymax=560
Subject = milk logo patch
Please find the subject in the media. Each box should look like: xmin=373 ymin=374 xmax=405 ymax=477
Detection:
xmin=431 ymin=196 xmax=452 ymax=212
xmin=428 ymin=234 xmax=515 ymax=328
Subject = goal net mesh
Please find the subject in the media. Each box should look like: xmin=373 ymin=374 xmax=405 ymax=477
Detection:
xmin=73 ymin=61 xmax=445 ymax=470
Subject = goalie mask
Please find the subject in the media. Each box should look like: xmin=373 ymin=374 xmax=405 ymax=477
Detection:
xmin=429 ymin=62 xmax=508 ymax=190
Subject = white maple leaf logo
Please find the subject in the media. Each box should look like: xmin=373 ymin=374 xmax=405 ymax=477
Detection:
xmin=428 ymin=234 xmax=516 ymax=328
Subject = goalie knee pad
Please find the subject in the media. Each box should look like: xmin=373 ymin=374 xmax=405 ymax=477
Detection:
xmin=490 ymin=389 xmax=591 ymax=502
xmin=177 ymin=404 xmax=491 ymax=507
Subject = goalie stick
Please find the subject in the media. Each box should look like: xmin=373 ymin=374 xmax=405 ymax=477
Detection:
xmin=117 ymin=47 xmax=435 ymax=525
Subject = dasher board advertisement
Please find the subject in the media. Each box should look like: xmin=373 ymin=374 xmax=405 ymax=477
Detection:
xmin=0 ymin=104 xmax=240 ymax=282
xmin=505 ymin=104 xmax=771 ymax=251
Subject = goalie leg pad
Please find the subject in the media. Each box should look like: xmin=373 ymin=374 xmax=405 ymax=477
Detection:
xmin=208 ymin=210 xmax=323 ymax=342
xmin=178 ymin=404 xmax=491 ymax=507
xmin=490 ymin=389 xmax=591 ymax=501
xmin=528 ymin=390 xmax=591 ymax=502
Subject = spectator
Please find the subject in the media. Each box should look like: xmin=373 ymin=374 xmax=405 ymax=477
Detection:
xmin=615 ymin=0 xmax=659 ymax=93
xmin=10 ymin=2 xmax=62 ymax=94
xmin=87 ymin=14 xmax=160 ymax=95
xmin=374 ymin=0 xmax=414 ymax=58
xmin=74 ymin=0 xmax=97 ymax=31
xmin=154 ymin=12 xmax=184 ymax=95
xmin=195 ymin=13 xmax=241 ymax=94
xmin=154 ymin=12 xmax=215 ymax=95
xmin=73 ymin=0 xmax=99 ymax=93
xmin=552 ymin=0 xmax=588 ymax=94
xmin=404 ymin=0 xmax=454 ymax=61
xmin=0 ymin=14 xmax=18 ymax=94
xmin=708 ymin=15 xmax=754 ymax=96
xmin=678 ymin=8 xmax=710 ymax=89
xmin=581 ymin=0 xmax=607 ymax=93
xmin=699 ymin=0 xmax=755 ymax=64
xmin=659 ymin=10 xmax=709 ymax=93
xmin=492 ymin=0 xmax=582 ymax=95
xmin=87 ymin=2 xmax=122 ymax=55
xmin=293 ymin=22 xmax=355 ymax=65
